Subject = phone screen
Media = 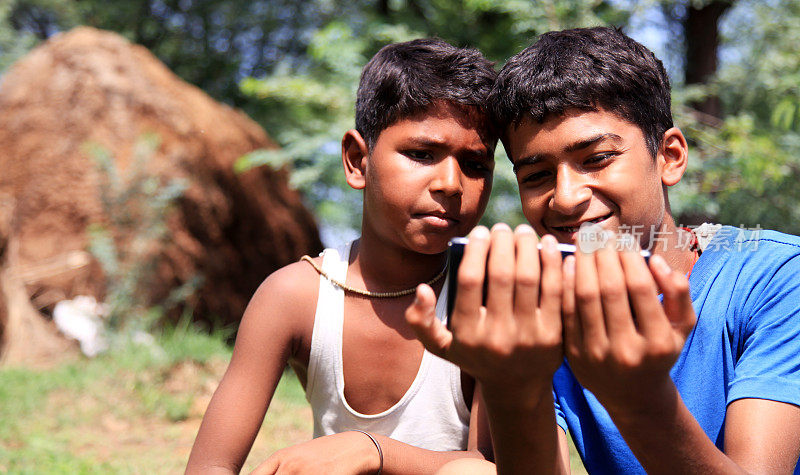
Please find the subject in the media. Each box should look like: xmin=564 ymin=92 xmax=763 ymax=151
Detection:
xmin=445 ymin=237 xmax=468 ymax=322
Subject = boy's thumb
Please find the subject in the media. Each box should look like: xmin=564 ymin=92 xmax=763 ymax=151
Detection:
xmin=405 ymin=284 xmax=453 ymax=359
xmin=653 ymin=263 xmax=696 ymax=340
xmin=664 ymin=271 xmax=697 ymax=339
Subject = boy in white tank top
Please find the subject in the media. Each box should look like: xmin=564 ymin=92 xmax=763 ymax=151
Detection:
xmin=187 ymin=38 xmax=498 ymax=474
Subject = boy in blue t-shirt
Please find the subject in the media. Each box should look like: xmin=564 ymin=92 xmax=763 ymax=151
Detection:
xmin=407 ymin=27 xmax=800 ymax=473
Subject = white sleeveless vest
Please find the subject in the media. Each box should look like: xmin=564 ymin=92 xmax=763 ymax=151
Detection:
xmin=305 ymin=242 xmax=471 ymax=451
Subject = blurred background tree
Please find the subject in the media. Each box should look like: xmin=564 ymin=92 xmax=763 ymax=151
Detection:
xmin=2 ymin=0 xmax=799 ymax=238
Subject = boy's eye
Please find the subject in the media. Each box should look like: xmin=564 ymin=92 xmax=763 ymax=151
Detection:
xmin=404 ymin=150 xmax=433 ymax=161
xmin=519 ymin=170 xmax=552 ymax=186
xmin=585 ymin=152 xmax=617 ymax=165
xmin=464 ymin=159 xmax=492 ymax=174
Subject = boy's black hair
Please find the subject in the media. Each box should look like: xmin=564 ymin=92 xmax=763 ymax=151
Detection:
xmin=356 ymin=38 xmax=497 ymax=149
xmin=490 ymin=27 xmax=672 ymax=158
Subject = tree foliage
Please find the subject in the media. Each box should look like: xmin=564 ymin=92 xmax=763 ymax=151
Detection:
xmin=1 ymin=0 xmax=363 ymax=104
xmin=670 ymin=0 xmax=800 ymax=233
xmin=237 ymin=0 xmax=628 ymax=232
xmin=2 ymin=0 xmax=800 ymax=235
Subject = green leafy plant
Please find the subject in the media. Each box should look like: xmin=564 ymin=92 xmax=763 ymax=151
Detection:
xmin=86 ymin=134 xmax=200 ymax=333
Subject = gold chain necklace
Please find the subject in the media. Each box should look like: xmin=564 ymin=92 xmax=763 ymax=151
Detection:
xmin=300 ymin=255 xmax=446 ymax=298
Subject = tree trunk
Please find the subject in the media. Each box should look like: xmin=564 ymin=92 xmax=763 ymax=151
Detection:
xmin=683 ymin=1 xmax=733 ymax=119
xmin=0 ymin=234 xmax=77 ymax=368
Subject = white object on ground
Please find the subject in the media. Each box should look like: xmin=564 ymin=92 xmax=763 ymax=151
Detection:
xmin=53 ymin=296 xmax=109 ymax=357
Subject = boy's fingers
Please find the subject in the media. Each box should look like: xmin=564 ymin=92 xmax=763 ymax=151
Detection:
xmin=537 ymin=235 xmax=563 ymax=323
xmin=453 ymin=226 xmax=490 ymax=326
xmin=251 ymin=456 xmax=278 ymax=475
xmin=650 ymin=256 xmax=697 ymax=339
xmin=574 ymin=242 xmax=609 ymax=349
xmin=596 ymin=234 xmax=636 ymax=338
xmin=619 ymin=240 xmax=662 ymax=338
xmin=513 ymin=224 xmax=540 ymax=318
xmin=562 ymin=255 xmax=581 ymax=353
xmin=485 ymin=223 xmax=515 ymax=321
xmin=405 ymin=284 xmax=453 ymax=360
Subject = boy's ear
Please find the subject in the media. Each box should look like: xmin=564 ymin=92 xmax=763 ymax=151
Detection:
xmin=342 ymin=129 xmax=369 ymax=190
xmin=659 ymin=127 xmax=689 ymax=187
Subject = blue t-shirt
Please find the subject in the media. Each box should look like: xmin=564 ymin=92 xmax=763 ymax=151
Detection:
xmin=554 ymin=226 xmax=800 ymax=474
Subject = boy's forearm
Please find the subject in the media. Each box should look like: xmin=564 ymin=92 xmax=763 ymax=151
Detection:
xmin=247 ymin=430 xmax=487 ymax=475
xmin=481 ymin=384 xmax=567 ymax=475
xmin=604 ymin=376 xmax=746 ymax=475
xmin=367 ymin=434 xmax=487 ymax=475
xmin=185 ymin=463 xmax=238 ymax=475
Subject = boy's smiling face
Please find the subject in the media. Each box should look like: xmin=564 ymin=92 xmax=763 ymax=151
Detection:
xmin=357 ymin=102 xmax=495 ymax=254
xmin=508 ymin=109 xmax=673 ymax=246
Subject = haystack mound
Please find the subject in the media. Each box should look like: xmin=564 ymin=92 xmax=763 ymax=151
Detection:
xmin=0 ymin=27 xmax=323 ymax=363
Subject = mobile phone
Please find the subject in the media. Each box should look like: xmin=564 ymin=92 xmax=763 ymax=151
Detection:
xmin=445 ymin=236 xmax=651 ymax=321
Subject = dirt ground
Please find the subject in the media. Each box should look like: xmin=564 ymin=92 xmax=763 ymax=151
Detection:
xmin=94 ymin=360 xmax=312 ymax=473
xmin=0 ymin=353 xmax=313 ymax=473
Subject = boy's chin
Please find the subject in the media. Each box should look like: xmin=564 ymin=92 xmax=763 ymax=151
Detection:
xmin=407 ymin=235 xmax=454 ymax=255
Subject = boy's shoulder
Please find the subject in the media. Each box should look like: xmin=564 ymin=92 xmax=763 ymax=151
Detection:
xmin=692 ymin=225 xmax=800 ymax=319
xmin=701 ymin=225 xmax=800 ymax=271
xmin=243 ymin=256 xmax=322 ymax=335
xmin=259 ymin=257 xmax=321 ymax=295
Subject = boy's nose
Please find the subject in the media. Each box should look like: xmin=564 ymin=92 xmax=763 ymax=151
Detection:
xmin=550 ymin=166 xmax=591 ymax=214
xmin=430 ymin=156 xmax=463 ymax=196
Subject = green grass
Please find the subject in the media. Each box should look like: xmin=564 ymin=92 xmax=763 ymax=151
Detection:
xmin=568 ymin=435 xmax=588 ymax=474
xmin=0 ymin=325 xmax=230 ymax=473
xmin=0 ymin=325 xmax=586 ymax=473
xmin=0 ymin=323 xmax=314 ymax=474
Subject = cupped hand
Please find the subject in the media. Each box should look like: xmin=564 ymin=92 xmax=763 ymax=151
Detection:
xmin=561 ymin=232 xmax=697 ymax=414
xmin=405 ymin=223 xmax=565 ymax=397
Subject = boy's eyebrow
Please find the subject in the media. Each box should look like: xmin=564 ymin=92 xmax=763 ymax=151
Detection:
xmin=563 ymin=133 xmax=623 ymax=153
xmin=512 ymin=155 xmax=544 ymax=174
xmin=405 ymin=137 xmax=490 ymax=156
xmin=512 ymin=132 xmax=624 ymax=174
xmin=405 ymin=137 xmax=446 ymax=147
